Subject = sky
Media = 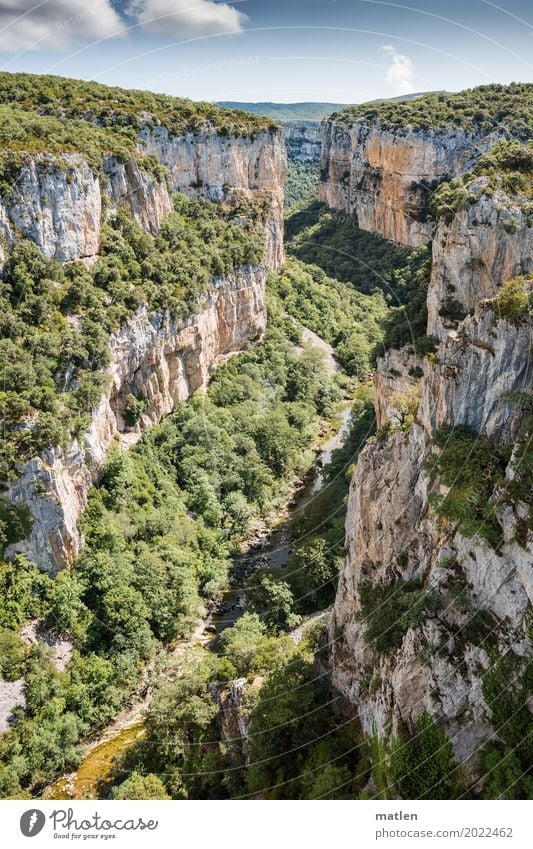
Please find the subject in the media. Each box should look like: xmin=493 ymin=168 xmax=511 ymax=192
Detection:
xmin=0 ymin=0 xmax=531 ymax=103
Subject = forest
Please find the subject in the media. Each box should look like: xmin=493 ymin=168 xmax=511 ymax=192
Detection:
xmin=0 ymin=75 xmax=531 ymax=804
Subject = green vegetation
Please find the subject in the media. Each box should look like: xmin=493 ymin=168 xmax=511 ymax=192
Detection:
xmin=389 ymin=713 xmax=460 ymax=799
xmin=492 ymin=275 xmax=532 ymax=322
xmin=218 ymin=102 xmax=347 ymax=121
xmin=427 ymin=426 xmax=506 ymax=546
xmin=0 ymin=105 xmax=137 ymax=181
xmin=429 ymin=177 xmax=479 ymax=223
xmin=110 ymin=628 xmax=361 ymax=800
xmin=358 ymin=579 xmax=441 ymax=654
xmin=284 ymin=161 xmax=320 ymax=209
xmin=282 ymin=200 xmax=434 ymax=362
xmin=479 ymin=652 xmax=533 ymax=799
xmin=0 ymin=195 xmax=263 ymax=475
xmin=380 ymin=246 xmax=435 ymax=354
xmin=285 ymin=201 xmax=411 ymax=296
xmin=0 ymin=73 xmax=276 ymax=138
xmin=111 ymin=772 xmax=170 ymax=800
xmin=271 ymin=257 xmax=387 ymax=375
xmin=430 ymin=139 xmax=533 ymax=222
xmin=425 ymin=426 xmax=520 ymax=547
xmin=331 ymin=83 xmax=533 ymax=138
xmin=0 ymin=280 xmax=346 ymax=797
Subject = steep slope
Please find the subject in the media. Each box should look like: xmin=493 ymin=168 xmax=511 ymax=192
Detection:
xmin=328 ymin=117 xmax=532 ymax=788
xmin=319 ymin=84 xmax=532 ymax=247
xmin=0 ymin=74 xmax=286 ymax=574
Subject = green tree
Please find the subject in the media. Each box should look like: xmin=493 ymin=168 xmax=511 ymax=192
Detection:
xmin=111 ymin=772 xmax=170 ymax=800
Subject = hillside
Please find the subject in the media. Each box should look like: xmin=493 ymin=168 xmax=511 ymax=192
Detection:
xmin=218 ymin=101 xmax=348 ymax=121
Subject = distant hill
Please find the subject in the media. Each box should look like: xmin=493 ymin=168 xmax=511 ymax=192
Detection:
xmin=218 ymin=102 xmax=349 ymax=122
xmin=218 ymin=94 xmax=445 ymax=123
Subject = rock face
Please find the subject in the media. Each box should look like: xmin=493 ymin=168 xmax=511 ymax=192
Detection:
xmin=0 ymin=154 xmax=102 ymax=263
xmin=0 ymin=152 xmax=174 ymax=265
xmin=7 ymin=267 xmax=267 ymax=574
xmin=319 ymin=121 xmax=501 ymax=247
xmin=139 ymin=126 xmax=286 ymax=269
xmin=329 ymin=177 xmax=532 ymax=766
xmin=2 ymin=118 xmax=285 ymax=575
xmin=0 ymin=126 xmax=286 ymax=268
xmin=427 ymin=179 xmax=533 ymax=338
xmin=104 ymin=157 xmax=173 ymax=236
xmin=217 ymin=676 xmax=263 ymax=763
xmin=283 ymin=121 xmax=321 ymax=162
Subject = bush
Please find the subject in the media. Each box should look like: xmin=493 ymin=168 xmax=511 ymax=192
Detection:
xmin=390 ymin=712 xmax=460 ymax=799
xmin=111 ymin=772 xmax=170 ymax=800
xmin=492 ymin=275 xmax=532 ymax=322
xmin=123 ymin=394 xmax=148 ymax=427
xmin=426 ymin=425 xmax=508 ymax=547
xmin=358 ymin=579 xmax=441 ymax=653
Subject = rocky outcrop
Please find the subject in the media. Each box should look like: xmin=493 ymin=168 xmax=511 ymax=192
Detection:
xmin=0 ymin=678 xmax=25 ymax=734
xmin=0 ymin=126 xmax=286 ymax=268
xmin=319 ymin=121 xmax=501 ymax=247
xmin=0 ymin=154 xmax=102 ymax=263
xmin=284 ymin=121 xmax=321 ymax=162
xmin=217 ymin=676 xmax=263 ymax=762
xmin=427 ymin=179 xmax=533 ymax=337
xmin=139 ymin=126 xmax=286 ymax=269
xmin=0 ymin=152 xmax=174 ymax=265
xmin=7 ymin=267 xmax=267 ymax=574
xmin=374 ymin=348 xmax=424 ymax=430
xmin=104 ymin=157 xmax=173 ymax=236
xmin=421 ymin=307 xmax=531 ymax=444
xmin=329 ymin=173 xmax=532 ymax=767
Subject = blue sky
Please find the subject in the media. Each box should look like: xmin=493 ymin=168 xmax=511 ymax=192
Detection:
xmin=0 ymin=1 xmax=531 ymax=103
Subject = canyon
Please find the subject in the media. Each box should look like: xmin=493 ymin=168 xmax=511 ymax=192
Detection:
xmin=0 ymin=80 xmax=531 ymax=800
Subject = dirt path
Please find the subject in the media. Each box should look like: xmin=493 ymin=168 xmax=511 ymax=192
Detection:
xmin=301 ymin=326 xmax=340 ymax=375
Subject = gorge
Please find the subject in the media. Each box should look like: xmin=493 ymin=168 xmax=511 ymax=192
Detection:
xmin=0 ymin=78 xmax=531 ymax=802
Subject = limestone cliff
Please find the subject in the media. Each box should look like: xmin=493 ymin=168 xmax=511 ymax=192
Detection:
xmin=139 ymin=126 xmax=286 ymax=269
xmin=283 ymin=121 xmax=322 ymax=162
xmin=329 ymin=180 xmax=532 ymax=770
xmin=427 ymin=178 xmax=533 ymax=338
xmin=2 ymin=114 xmax=285 ymax=575
xmin=319 ymin=121 xmax=501 ymax=247
xmin=7 ymin=266 xmax=267 ymax=574
xmin=0 ymin=121 xmax=286 ymax=269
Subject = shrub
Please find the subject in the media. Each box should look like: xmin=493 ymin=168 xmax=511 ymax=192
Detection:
xmin=426 ymin=425 xmax=508 ymax=547
xmin=358 ymin=579 xmax=441 ymax=653
xmin=123 ymin=394 xmax=148 ymax=427
xmin=492 ymin=275 xmax=532 ymax=322
xmin=390 ymin=712 xmax=460 ymax=799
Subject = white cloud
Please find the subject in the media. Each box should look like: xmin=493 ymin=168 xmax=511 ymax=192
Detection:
xmin=0 ymin=1 xmax=124 ymax=52
xmin=127 ymin=0 xmax=247 ymax=38
xmin=382 ymin=44 xmax=415 ymax=94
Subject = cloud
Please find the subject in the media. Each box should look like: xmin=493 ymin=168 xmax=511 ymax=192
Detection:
xmin=382 ymin=44 xmax=415 ymax=93
xmin=126 ymin=0 xmax=247 ymax=38
xmin=0 ymin=1 xmax=124 ymax=52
